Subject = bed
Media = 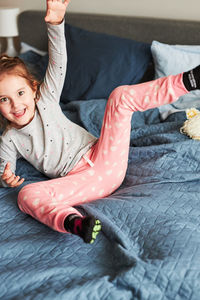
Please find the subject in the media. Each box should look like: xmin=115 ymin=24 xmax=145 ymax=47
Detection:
xmin=1 ymin=10 xmax=200 ymax=299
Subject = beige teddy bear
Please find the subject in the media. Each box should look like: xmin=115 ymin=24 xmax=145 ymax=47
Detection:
xmin=180 ymin=108 xmax=200 ymax=140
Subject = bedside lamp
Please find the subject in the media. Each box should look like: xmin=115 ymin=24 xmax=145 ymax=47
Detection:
xmin=0 ymin=7 xmax=20 ymax=57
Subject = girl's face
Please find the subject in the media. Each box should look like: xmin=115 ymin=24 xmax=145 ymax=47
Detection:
xmin=0 ymin=73 xmax=36 ymax=129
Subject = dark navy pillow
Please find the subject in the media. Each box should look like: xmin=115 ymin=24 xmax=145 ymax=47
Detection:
xmin=21 ymin=23 xmax=152 ymax=102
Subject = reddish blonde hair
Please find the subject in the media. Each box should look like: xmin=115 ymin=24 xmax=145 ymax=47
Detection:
xmin=0 ymin=54 xmax=41 ymax=130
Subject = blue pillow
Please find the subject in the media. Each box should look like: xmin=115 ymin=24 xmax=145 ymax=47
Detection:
xmin=23 ymin=23 xmax=152 ymax=102
xmin=151 ymin=40 xmax=200 ymax=119
xmin=151 ymin=41 xmax=200 ymax=78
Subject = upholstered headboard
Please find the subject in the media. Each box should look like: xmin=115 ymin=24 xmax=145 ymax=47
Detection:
xmin=18 ymin=10 xmax=200 ymax=51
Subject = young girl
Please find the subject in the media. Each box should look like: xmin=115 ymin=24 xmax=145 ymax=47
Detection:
xmin=0 ymin=0 xmax=198 ymax=244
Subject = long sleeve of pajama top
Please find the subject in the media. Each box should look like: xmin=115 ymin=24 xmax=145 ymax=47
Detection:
xmin=0 ymin=21 xmax=97 ymax=187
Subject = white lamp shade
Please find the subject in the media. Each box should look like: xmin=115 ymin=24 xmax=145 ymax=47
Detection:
xmin=0 ymin=7 xmax=20 ymax=37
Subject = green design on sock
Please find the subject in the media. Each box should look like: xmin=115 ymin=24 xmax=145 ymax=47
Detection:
xmin=89 ymin=220 xmax=101 ymax=244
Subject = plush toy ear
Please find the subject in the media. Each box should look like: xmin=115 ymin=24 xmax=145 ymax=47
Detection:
xmin=186 ymin=108 xmax=200 ymax=119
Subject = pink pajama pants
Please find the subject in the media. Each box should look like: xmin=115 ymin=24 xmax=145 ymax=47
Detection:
xmin=17 ymin=74 xmax=188 ymax=233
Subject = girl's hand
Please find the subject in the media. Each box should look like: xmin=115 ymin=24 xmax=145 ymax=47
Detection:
xmin=1 ymin=162 xmax=24 ymax=188
xmin=45 ymin=0 xmax=71 ymax=25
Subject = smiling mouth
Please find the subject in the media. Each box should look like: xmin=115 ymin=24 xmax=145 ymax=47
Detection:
xmin=13 ymin=109 xmax=26 ymax=118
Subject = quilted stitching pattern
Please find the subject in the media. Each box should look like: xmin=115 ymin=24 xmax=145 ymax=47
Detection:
xmin=0 ymin=101 xmax=200 ymax=299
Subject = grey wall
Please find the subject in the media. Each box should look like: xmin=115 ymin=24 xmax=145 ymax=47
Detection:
xmin=0 ymin=0 xmax=200 ymax=21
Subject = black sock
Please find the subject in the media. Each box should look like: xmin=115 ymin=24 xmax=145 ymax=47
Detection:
xmin=183 ymin=65 xmax=200 ymax=91
xmin=64 ymin=214 xmax=101 ymax=244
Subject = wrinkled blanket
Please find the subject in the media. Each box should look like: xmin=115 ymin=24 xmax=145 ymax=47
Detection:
xmin=0 ymin=99 xmax=200 ymax=300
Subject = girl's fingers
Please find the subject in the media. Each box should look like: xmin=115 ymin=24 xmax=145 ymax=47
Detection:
xmin=7 ymin=177 xmax=18 ymax=187
xmin=11 ymin=177 xmax=25 ymax=187
xmin=10 ymin=176 xmax=20 ymax=185
xmin=9 ymin=176 xmax=25 ymax=188
xmin=15 ymin=178 xmax=25 ymax=187
xmin=1 ymin=167 xmax=25 ymax=187
xmin=6 ymin=173 xmax=16 ymax=184
xmin=64 ymin=0 xmax=70 ymax=7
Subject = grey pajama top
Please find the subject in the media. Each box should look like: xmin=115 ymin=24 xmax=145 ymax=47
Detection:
xmin=0 ymin=21 xmax=97 ymax=187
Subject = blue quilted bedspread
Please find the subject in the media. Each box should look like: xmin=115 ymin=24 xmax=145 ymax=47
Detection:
xmin=1 ymin=99 xmax=200 ymax=300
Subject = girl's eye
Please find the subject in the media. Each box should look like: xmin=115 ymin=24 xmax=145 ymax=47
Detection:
xmin=18 ymin=91 xmax=25 ymax=96
xmin=0 ymin=97 xmax=9 ymax=103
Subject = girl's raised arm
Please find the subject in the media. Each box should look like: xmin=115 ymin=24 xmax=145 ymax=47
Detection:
xmin=40 ymin=0 xmax=70 ymax=104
